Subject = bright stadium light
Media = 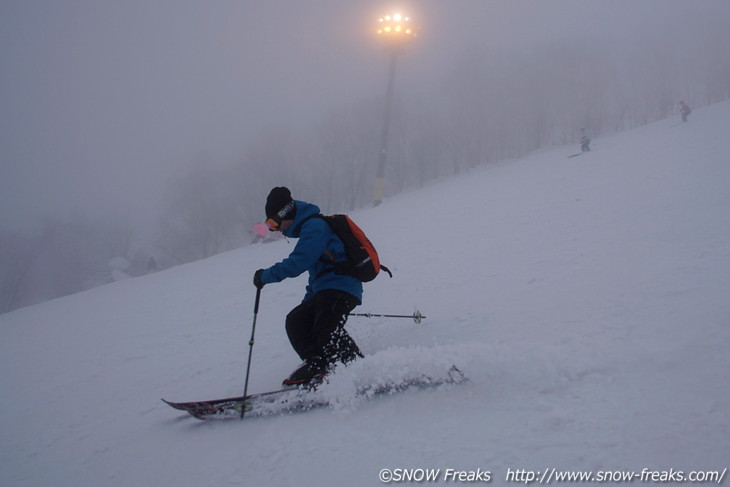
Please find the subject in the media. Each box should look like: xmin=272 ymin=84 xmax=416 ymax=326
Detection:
xmin=376 ymin=11 xmax=417 ymax=52
xmin=372 ymin=11 xmax=418 ymax=206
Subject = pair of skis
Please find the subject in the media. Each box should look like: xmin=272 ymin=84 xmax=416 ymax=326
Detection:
xmin=163 ymin=296 xmax=459 ymax=420
xmin=163 ymin=365 xmax=465 ymax=420
xmin=162 ymin=387 xmax=324 ymax=420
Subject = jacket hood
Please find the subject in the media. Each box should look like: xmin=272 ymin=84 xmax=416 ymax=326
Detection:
xmin=283 ymin=201 xmax=321 ymax=238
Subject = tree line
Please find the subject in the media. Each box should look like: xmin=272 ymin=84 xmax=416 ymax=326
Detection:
xmin=3 ymin=34 xmax=729 ymax=314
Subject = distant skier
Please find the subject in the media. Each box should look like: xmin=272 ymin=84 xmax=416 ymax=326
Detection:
xmin=580 ymin=126 xmax=592 ymax=152
xmin=250 ymin=222 xmax=268 ymax=244
xmin=253 ymin=187 xmax=363 ymax=386
xmin=679 ymin=101 xmax=692 ymax=122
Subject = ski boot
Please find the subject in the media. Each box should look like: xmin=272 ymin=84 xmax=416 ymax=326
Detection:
xmin=282 ymin=356 xmax=329 ymax=388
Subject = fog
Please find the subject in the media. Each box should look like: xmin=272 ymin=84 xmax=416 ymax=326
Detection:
xmin=2 ymin=0 xmax=730 ymax=311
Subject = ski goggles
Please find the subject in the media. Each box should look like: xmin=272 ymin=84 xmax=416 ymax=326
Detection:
xmin=265 ymin=201 xmax=295 ymax=231
xmin=265 ymin=218 xmax=280 ymax=231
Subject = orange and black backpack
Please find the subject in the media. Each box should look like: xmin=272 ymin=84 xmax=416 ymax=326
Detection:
xmin=309 ymin=214 xmax=392 ymax=282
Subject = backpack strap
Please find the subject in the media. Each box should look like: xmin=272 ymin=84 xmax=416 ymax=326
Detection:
xmin=298 ymin=214 xmax=342 ymax=278
xmin=301 ymin=213 xmax=393 ymax=280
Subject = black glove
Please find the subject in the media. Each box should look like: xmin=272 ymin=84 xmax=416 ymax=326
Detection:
xmin=253 ymin=269 xmax=265 ymax=289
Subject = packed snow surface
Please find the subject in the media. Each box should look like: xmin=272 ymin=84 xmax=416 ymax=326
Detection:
xmin=2 ymin=102 xmax=729 ymax=486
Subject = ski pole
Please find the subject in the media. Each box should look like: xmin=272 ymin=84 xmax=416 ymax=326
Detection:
xmin=240 ymin=286 xmax=262 ymax=419
xmin=348 ymin=310 xmax=426 ymax=324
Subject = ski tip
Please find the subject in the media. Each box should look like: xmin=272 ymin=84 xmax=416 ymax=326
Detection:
xmin=161 ymin=398 xmax=185 ymax=411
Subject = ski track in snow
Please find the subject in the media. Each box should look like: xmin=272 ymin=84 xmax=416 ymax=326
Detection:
xmin=2 ymin=101 xmax=730 ymax=486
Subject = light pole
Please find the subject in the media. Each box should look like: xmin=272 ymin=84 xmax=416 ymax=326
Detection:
xmin=373 ymin=12 xmax=416 ymax=206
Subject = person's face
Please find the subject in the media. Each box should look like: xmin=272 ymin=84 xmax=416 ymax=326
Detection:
xmin=265 ymin=218 xmax=293 ymax=232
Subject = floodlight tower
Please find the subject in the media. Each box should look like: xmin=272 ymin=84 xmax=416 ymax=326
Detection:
xmin=373 ymin=12 xmax=416 ymax=206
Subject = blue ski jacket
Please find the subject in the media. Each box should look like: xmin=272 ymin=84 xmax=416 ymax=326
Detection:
xmin=259 ymin=201 xmax=363 ymax=304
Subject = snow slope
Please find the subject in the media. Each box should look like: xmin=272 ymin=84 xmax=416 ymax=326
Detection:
xmin=2 ymin=102 xmax=729 ymax=486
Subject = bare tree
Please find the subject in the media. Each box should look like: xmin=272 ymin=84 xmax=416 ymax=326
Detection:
xmin=0 ymin=232 xmax=40 ymax=313
xmin=156 ymin=167 xmax=242 ymax=264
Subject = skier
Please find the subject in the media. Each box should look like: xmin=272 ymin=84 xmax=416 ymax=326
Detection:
xmin=146 ymin=256 xmax=158 ymax=273
xmin=580 ymin=126 xmax=592 ymax=152
xmin=679 ymin=101 xmax=692 ymax=122
xmin=253 ymin=187 xmax=363 ymax=386
xmin=250 ymin=222 xmax=268 ymax=244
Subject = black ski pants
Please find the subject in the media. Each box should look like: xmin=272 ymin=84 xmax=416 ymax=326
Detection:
xmin=285 ymin=289 xmax=362 ymax=365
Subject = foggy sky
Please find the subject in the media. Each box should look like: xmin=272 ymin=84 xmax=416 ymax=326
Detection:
xmin=2 ymin=0 xmax=728 ymax=235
